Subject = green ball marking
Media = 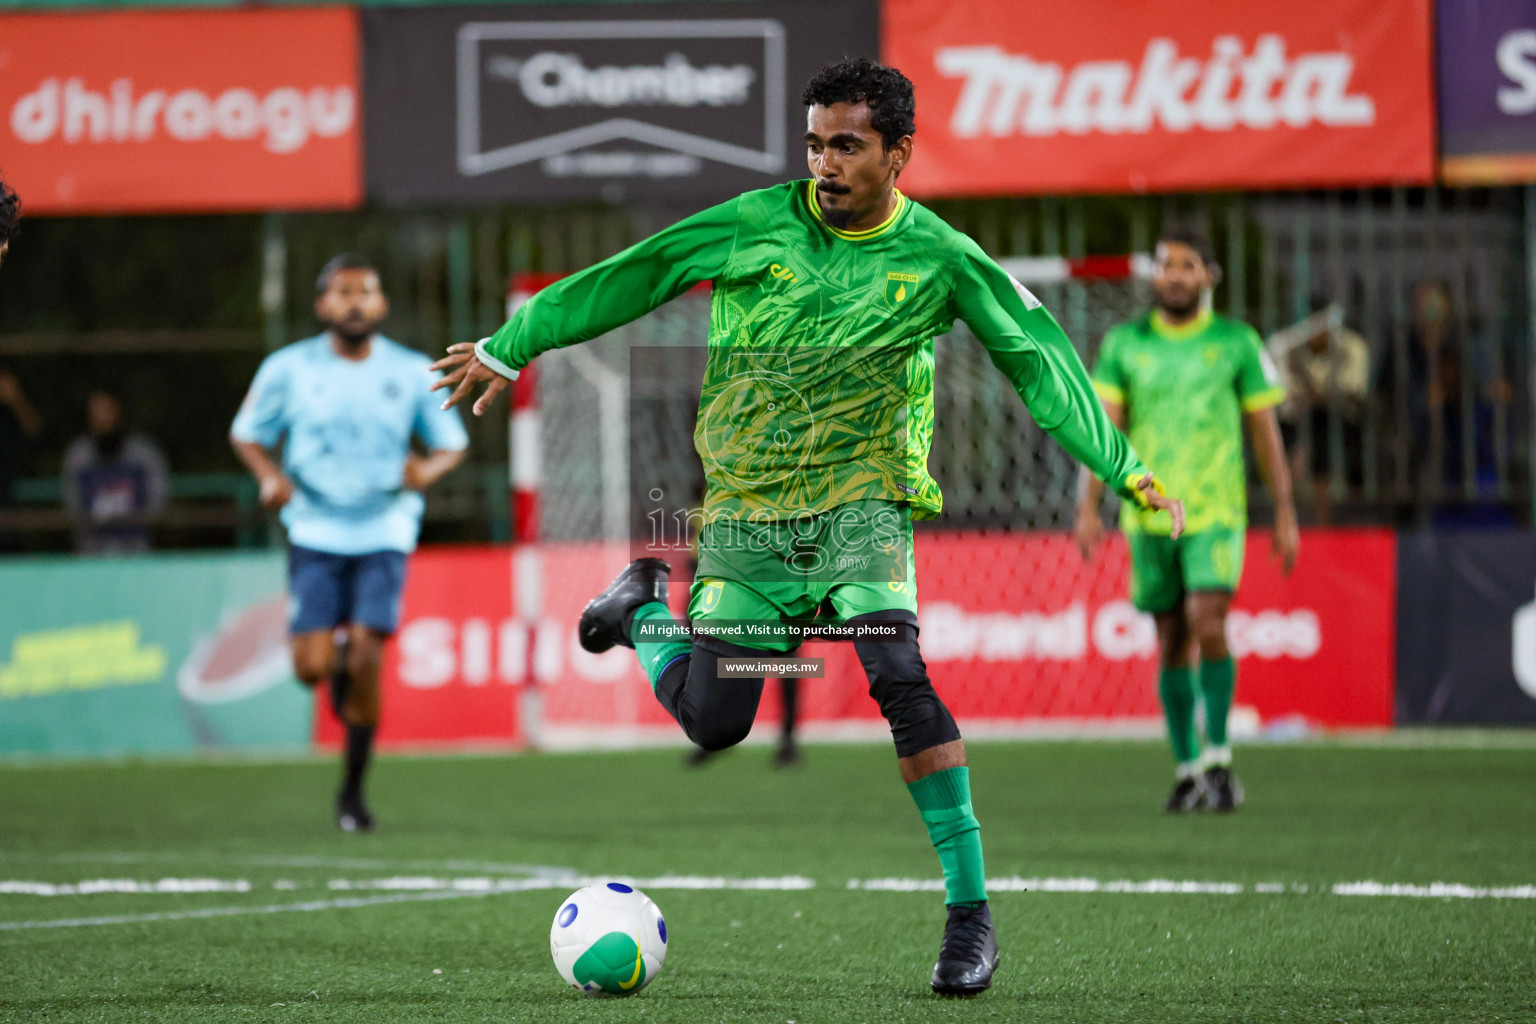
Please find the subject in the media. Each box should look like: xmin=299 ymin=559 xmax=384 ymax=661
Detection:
xmin=573 ymin=931 xmax=647 ymax=995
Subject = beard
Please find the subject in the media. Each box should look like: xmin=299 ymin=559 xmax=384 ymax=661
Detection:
xmin=1154 ymin=289 xmax=1201 ymax=320
xmin=816 ymin=182 xmax=855 ymax=228
xmin=326 ymin=313 xmax=381 ymax=349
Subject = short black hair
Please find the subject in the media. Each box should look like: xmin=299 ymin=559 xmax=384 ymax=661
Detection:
xmin=315 ymin=253 xmax=380 ymax=295
xmin=801 ymin=58 xmax=915 ymax=151
xmin=1157 ymin=226 xmax=1216 ymax=269
xmin=0 ymin=173 xmax=20 ymax=249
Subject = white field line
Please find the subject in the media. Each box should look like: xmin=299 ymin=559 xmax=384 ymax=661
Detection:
xmin=0 ymin=879 xmax=253 ymax=896
xmin=0 ymin=852 xmax=581 ymax=875
xmin=0 ymin=890 xmax=478 ymax=931
xmin=1332 ymin=881 xmax=1536 ymax=899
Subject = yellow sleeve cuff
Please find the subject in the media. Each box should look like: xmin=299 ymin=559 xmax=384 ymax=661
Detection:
xmin=1093 ymin=380 xmax=1125 ymax=404
xmin=1241 ymin=387 xmax=1285 ymax=412
xmin=1125 ymin=473 xmax=1163 ymax=509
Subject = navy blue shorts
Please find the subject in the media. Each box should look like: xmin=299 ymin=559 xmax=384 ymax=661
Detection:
xmin=287 ymin=545 xmax=409 ymax=636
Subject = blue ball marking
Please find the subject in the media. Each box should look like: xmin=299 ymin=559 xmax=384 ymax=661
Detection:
xmin=605 ymin=882 xmax=634 ymax=894
xmin=557 ymin=903 xmax=578 ymax=928
xmin=657 ymin=917 xmax=668 ymax=944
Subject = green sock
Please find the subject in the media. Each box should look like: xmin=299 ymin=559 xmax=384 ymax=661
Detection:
xmin=629 ymin=602 xmax=691 ymax=691
xmin=1199 ymin=656 xmax=1236 ymax=748
xmin=906 ymin=766 xmax=987 ymax=906
xmin=1159 ymin=665 xmax=1200 ymax=765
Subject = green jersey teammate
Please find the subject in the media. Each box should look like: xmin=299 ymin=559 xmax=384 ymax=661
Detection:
xmin=434 ymin=59 xmax=1182 ymax=996
xmin=1075 ymin=229 xmax=1298 ymax=814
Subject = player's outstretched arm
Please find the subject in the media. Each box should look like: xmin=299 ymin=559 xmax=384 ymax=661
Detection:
xmin=434 ymin=198 xmax=741 ymax=414
xmin=953 ymin=241 xmax=1183 ymax=536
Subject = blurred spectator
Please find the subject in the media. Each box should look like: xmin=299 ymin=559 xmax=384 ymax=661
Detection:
xmin=0 ymin=368 xmax=41 ymax=550
xmin=1267 ymin=298 xmax=1369 ymax=523
xmin=62 ymin=389 xmax=169 ymax=554
xmin=1382 ymin=280 xmax=1507 ymax=498
xmin=0 ymin=174 xmax=31 ymax=551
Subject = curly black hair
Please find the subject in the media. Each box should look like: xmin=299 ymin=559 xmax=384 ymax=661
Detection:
xmin=800 ymin=58 xmax=915 ymax=151
xmin=0 ymin=174 xmax=19 ymax=250
xmin=1158 ymin=226 xmax=1216 ymax=269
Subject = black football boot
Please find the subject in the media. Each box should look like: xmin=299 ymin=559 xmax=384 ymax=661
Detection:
xmin=578 ymin=558 xmax=672 ymax=653
xmin=931 ymin=901 xmax=999 ymax=997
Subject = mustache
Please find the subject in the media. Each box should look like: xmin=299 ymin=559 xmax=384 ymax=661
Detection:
xmin=816 ymin=180 xmax=852 ymax=196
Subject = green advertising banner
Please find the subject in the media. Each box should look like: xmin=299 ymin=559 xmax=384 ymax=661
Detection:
xmin=0 ymin=552 xmax=309 ymax=757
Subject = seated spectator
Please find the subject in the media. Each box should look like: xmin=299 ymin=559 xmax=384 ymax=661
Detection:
xmin=1267 ymin=298 xmax=1370 ymax=523
xmin=62 ymin=390 xmax=168 ymax=554
xmin=1381 ymin=280 xmax=1508 ymax=499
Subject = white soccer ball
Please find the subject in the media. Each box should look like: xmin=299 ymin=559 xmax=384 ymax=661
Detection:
xmin=549 ymin=882 xmax=668 ymax=997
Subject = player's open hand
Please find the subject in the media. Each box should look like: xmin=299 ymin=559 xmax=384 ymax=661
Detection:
xmin=1136 ymin=474 xmax=1185 ymax=539
xmin=431 ymin=342 xmax=510 ymax=417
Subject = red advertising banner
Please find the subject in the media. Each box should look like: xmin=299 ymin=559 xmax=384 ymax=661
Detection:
xmin=0 ymin=8 xmax=361 ymax=214
xmin=882 ymin=0 xmax=1435 ymax=195
xmin=339 ymin=530 xmax=1394 ymax=750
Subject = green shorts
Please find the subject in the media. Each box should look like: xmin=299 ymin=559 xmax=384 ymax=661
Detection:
xmin=1126 ymin=526 xmax=1245 ymax=614
xmin=690 ymin=499 xmax=918 ymax=652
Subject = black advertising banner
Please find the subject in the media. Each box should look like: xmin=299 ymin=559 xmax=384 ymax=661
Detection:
xmin=1396 ymin=529 xmax=1536 ymax=724
xmin=364 ymin=1 xmax=878 ymax=203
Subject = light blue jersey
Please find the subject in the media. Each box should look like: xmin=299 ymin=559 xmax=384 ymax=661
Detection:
xmin=231 ymin=334 xmax=469 ymax=555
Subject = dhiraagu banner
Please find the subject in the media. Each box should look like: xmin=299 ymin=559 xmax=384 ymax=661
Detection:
xmin=0 ymin=552 xmax=309 ymax=757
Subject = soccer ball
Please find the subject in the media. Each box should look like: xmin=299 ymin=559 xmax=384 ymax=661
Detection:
xmin=549 ymin=882 xmax=668 ymax=997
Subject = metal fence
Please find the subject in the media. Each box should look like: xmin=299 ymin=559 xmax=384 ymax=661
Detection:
xmin=5 ymin=185 xmax=1533 ymax=550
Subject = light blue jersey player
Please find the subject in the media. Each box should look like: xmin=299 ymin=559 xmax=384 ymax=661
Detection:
xmin=231 ymin=253 xmax=468 ymax=832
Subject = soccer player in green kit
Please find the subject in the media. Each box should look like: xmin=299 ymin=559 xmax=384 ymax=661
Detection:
xmin=433 ymin=59 xmax=1182 ymax=996
xmin=1075 ymin=229 xmax=1299 ymax=814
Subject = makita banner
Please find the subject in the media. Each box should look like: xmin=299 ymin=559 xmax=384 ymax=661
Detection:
xmin=0 ymin=9 xmax=361 ymax=214
xmin=882 ymin=0 xmax=1435 ymax=195
xmin=1438 ymin=0 xmax=1536 ymax=184
xmin=363 ymin=1 xmax=876 ymax=203
xmin=1397 ymin=529 xmax=1536 ymax=724
xmin=353 ymin=531 xmax=1393 ymax=751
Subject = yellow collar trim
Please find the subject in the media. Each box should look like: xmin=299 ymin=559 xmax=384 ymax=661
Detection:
xmin=1150 ymin=308 xmax=1214 ymax=340
xmin=805 ymin=180 xmax=907 ymax=241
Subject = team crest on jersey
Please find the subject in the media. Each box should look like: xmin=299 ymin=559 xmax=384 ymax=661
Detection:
xmin=885 ymin=272 xmax=919 ymax=308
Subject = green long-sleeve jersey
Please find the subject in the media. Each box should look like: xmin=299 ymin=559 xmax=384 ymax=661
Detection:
xmin=478 ymin=180 xmax=1151 ymax=522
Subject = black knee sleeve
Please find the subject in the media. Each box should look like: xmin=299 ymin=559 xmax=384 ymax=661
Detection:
xmin=654 ymin=636 xmax=766 ymax=751
xmin=848 ymin=611 xmax=960 ymax=758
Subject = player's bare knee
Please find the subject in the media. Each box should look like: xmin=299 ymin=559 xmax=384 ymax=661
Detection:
xmin=346 ymin=635 xmax=386 ymax=683
xmin=290 ymin=650 xmax=329 ymax=687
xmin=1194 ymin=625 xmax=1229 ymax=662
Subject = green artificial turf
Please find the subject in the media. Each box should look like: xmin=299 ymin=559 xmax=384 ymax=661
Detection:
xmin=1 ymin=738 xmax=1533 ymax=1022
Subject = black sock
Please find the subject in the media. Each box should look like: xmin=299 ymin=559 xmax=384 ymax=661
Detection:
xmin=328 ymin=666 xmax=352 ymax=721
xmin=779 ymin=677 xmax=799 ymax=739
xmin=342 ymin=724 xmax=374 ymax=801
